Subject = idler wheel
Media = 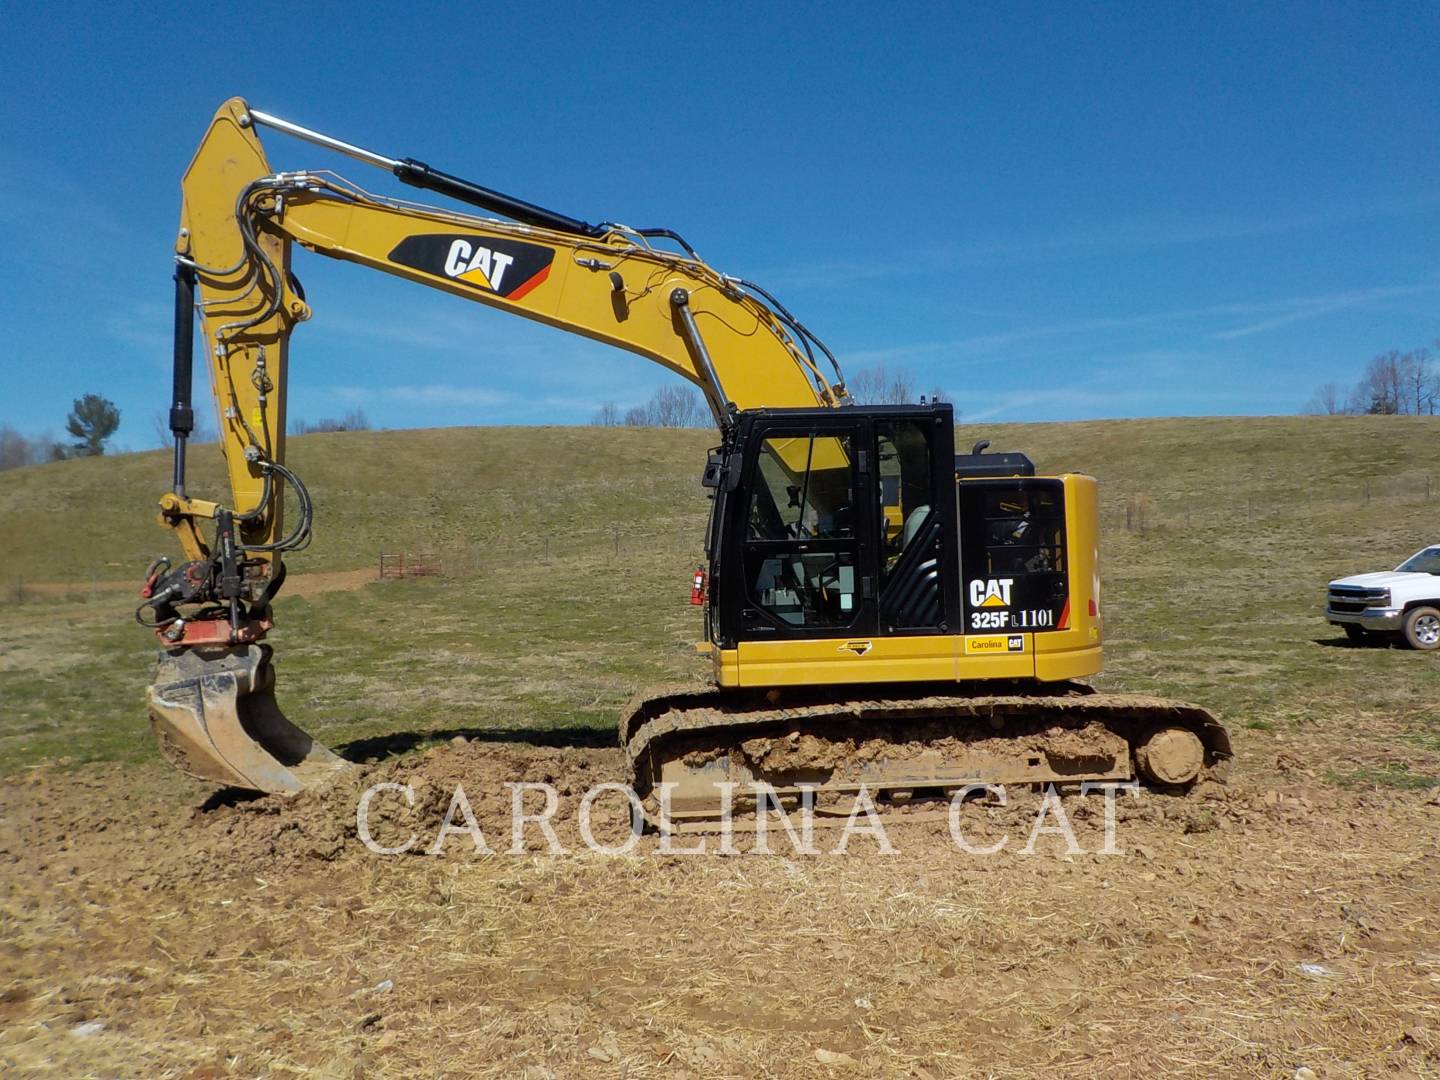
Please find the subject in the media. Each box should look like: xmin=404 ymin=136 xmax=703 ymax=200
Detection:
xmin=1135 ymin=726 xmax=1205 ymax=786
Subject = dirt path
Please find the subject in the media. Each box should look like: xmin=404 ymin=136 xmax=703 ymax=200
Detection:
xmin=17 ymin=568 xmax=377 ymax=601
xmin=1 ymin=741 xmax=1437 ymax=1078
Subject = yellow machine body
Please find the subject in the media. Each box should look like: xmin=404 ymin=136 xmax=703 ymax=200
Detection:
xmin=141 ymin=98 xmax=1228 ymax=812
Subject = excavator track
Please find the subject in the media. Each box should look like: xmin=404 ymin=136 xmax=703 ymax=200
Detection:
xmin=621 ymin=682 xmax=1230 ymax=830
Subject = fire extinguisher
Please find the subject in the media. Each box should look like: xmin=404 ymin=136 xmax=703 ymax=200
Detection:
xmin=689 ymin=566 xmax=707 ymax=606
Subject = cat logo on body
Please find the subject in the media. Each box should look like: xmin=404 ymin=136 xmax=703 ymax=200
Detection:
xmin=964 ymin=634 xmax=1027 ymax=655
xmin=840 ymin=640 xmax=873 ymax=656
xmin=387 ymin=234 xmax=556 ymax=301
xmin=443 ymin=239 xmax=514 ymax=291
xmin=968 ymin=577 xmax=1014 ymax=608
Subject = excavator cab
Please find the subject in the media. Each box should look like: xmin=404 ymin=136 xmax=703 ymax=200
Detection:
xmin=706 ymin=404 xmax=958 ymax=652
xmin=699 ymin=402 xmax=1096 ymax=688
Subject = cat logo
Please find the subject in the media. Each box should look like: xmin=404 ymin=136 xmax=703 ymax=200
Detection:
xmin=840 ymin=640 xmax=873 ymax=656
xmin=968 ymin=577 xmax=1014 ymax=609
xmin=387 ymin=234 xmax=556 ymax=301
xmin=964 ymin=634 xmax=1027 ymax=654
xmin=443 ymin=239 xmax=514 ymax=291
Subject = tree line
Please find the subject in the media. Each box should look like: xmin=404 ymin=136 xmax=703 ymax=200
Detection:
xmin=0 ymin=393 xmax=120 ymax=471
xmin=590 ymin=365 xmax=947 ymax=427
xmin=291 ymin=409 xmax=371 ymax=435
xmin=4 ymin=363 xmax=955 ymax=471
xmin=1305 ymin=344 xmax=1440 ymax=416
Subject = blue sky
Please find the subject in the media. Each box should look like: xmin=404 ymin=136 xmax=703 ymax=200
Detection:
xmin=1 ymin=2 xmax=1436 ymax=446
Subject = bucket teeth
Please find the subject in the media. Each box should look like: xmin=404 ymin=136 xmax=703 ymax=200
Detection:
xmin=146 ymin=643 xmax=351 ymax=794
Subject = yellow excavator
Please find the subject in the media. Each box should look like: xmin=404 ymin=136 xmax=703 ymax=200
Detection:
xmin=139 ymin=98 xmax=1229 ymax=824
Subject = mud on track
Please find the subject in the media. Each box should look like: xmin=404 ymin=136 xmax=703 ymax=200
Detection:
xmin=1 ymin=740 xmax=1438 ymax=1078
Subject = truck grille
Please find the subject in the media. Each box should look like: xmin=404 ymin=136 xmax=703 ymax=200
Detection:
xmin=1328 ymin=585 xmax=1388 ymax=613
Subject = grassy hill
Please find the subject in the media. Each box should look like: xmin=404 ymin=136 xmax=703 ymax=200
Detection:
xmin=0 ymin=425 xmax=717 ymax=584
xmin=2 ymin=415 xmax=1435 ymax=584
xmin=1 ymin=416 xmax=1438 ymax=788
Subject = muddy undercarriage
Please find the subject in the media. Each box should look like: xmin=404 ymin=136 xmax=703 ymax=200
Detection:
xmin=622 ymin=683 xmax=1231 ymax=828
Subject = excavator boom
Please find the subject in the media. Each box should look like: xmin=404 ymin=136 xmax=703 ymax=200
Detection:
xmin=144 ymin=98 xmax=845 ymax=793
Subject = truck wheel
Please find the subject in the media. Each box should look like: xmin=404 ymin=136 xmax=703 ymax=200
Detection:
xmin=1342 ymin=624 xmax=1369 ymax=644
xmin=1402 ymin=606 xmax=1440 ymax=651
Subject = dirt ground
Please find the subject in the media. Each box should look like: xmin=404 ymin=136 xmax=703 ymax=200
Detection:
xmin=1 ymin=735 xmax=1437 ymax=1079
xmin=18 ymin=569 xmax=377 ymax=603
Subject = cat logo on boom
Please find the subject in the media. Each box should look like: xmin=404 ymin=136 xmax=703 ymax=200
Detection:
xmin=968 ymin=578 xmax=1014 ymax=609
xmin=387 ymin=234 xmax=556 ymax=301
xmin=443 ymin=239 xmax=514 ymax=291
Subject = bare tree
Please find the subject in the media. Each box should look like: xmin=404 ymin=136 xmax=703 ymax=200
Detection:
xmin=619 ymin=385 xmax=707 ymax=427
xmin=1303 ymin=382 xmax=1348 ymax=415
xmin=1307 ymin=346 xmax=1440 ymax=416
xmin=590 ymin=401 xmax=620 ymax=427
xmin=150 ymin=409 xmax=215 ymax=447
xmin=149 ymin=411 xmax=170 ymax=449
xmin=1403 ymin=347 xmax=1437 ymax=415
xmin=650 ymin=385 xmax=706 ymax=427
xmin=847 ymin=364 xmax=916 ymax=405
xmin=0 ymin=427 xmax=68 ymax=470
xmin=291 ymin=408 xmax=371 ymax=435
xmin=1355 ymin=350 xmax=1438 ymax=415
xmin=1361 ymin=352 xmax=1404 ymax=414
xmin=0 ymin=425 xmax=31 ymax=471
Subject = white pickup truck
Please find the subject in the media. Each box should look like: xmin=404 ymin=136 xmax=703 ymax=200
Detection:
xmin=1326 ymin=545 xmax=1440 ymax=650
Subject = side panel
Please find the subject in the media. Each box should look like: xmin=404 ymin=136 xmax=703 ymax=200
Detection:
xmin=731 ymin=636 xmax=955 ymax=687
xmin=716 ymin=635 xmax=1050 ymax=688
xmin=956 ymin=477 xmax=1069 ymax=639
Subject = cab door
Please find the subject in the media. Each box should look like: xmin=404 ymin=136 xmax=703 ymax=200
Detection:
xmin=873 ymin=414 xmax=957 ymax=636
xmin=728 ymin=417 xmax=879 ymax=683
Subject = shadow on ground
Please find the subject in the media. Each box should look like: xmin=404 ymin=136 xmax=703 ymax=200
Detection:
xmin=1312 ymin=635 xmax=1396 ymax=649
xmin=336 ymin=725 xmax=616 ymax=762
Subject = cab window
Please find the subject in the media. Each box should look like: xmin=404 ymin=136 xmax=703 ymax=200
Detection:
xmin=743 ymin=432 xmax=859 ymax=628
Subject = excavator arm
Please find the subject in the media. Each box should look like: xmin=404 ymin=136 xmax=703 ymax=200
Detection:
xmin=141 ymin=98 xmax=846 ymax=792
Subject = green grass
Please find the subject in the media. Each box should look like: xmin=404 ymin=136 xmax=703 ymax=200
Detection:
xmin=3 ymin=416 xmax=1440 ymax=782
xmin=1326 ymin=762 xmax=1440 ymax=791
xmin=0 ymin=424 xmax=715 ymax=584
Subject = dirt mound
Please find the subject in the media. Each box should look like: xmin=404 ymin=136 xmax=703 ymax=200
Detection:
xmin=187 ymin=741 xmax=630 ymax=876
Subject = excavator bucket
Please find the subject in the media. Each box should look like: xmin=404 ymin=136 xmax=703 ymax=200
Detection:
xmin=146 ymin=643 xmax=351 ymax=794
